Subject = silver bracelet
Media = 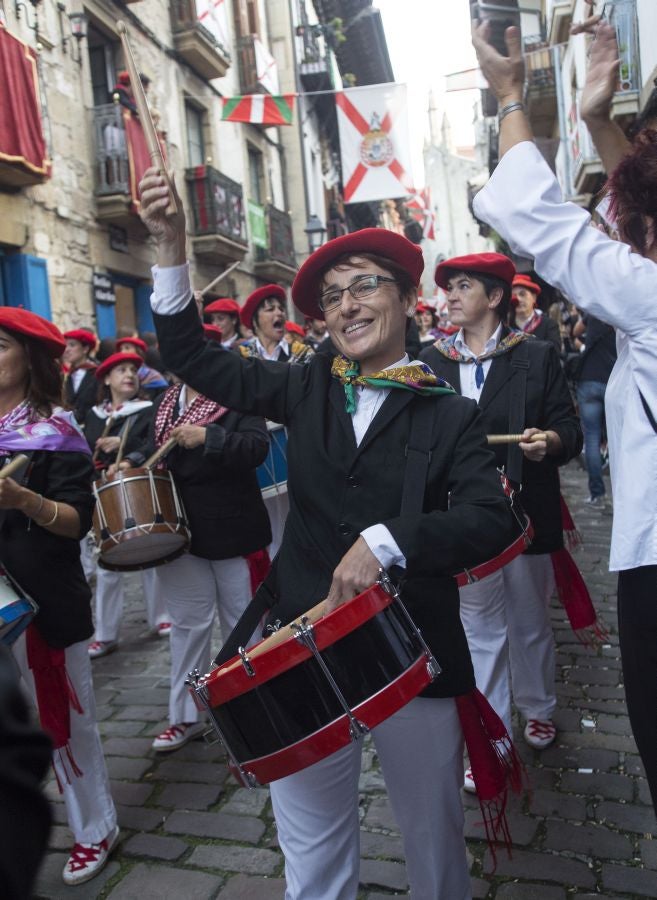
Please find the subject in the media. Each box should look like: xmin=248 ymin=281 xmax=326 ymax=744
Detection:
xmin=498 ymin=101 xmax=525 ymax=124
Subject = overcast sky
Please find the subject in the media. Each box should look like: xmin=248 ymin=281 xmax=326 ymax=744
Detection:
xmin=376 ymin=0 xmax=479 ymax=187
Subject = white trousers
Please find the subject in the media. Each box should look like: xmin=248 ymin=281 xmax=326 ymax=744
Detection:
xmin=12 ymin=636 xmax=117 ymax=844
xmin=153 ymin=553 xmax=253 ymax=725
xmin=459 ymin=552 xmax=557 ymax=726
xmin=264 ymin=491 xmax=289 ymax=559
xmin=80 ymin=533 xmax=97 ymax=581
xmin=270 ymin=697 xmax=470 ymax=900
xmin=93 ymin=565 xmax=169 ymax=643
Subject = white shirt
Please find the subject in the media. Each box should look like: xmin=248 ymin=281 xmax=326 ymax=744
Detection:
xmin=150 ymin=264 xmax=406 ymax=570
xmin=254 ymin=336 xmax=290 ymax=361
xmin=474 ymin=140 xmax=657 ymax=571
xmin=454 ymin=322 xmax=504 ymax=401
xmin=69 ymin=367 xmax=86 ymax=392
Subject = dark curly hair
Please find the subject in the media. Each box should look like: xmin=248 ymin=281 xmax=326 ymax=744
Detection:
xmin=606 ymin=128 xmax=657 ymax=256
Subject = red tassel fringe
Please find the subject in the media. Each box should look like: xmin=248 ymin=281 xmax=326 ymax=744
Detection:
xmin=551 ymin=547 xmax=610 ymax=647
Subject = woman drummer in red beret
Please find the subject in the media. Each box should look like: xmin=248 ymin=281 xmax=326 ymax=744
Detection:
xmin=139 ymin=168 xmax=525 ymax=899
xmin=0 ymin=308 xmax=118 ymax=885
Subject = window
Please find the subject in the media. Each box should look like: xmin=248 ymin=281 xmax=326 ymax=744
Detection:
xmin=186 ymin=103 xmax=206 ymax=167
xmin=233 ymin=0 xmax=260 ymax=37
xmin=247 ymin=145 xmax=264 ymax=204
xmin=87 ymin=25 xmax=119 ymax=107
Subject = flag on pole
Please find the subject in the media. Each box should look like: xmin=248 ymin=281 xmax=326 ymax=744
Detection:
xmin=405 ymin=187 xmax=436 ymax=240
xmin=221 ymin=95 xmax=295 ymax=126
xmin=335 ymin=84 xmax=413 ymax=204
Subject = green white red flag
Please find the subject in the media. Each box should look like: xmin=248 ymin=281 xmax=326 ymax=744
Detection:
xmin=221 ymin=94 xmax=295 ymax=126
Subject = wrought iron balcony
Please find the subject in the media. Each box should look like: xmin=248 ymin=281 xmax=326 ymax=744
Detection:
xmin=255 ymin=205 xmax=297 ymax=281
xmin=92 ymin=103 xmax=134 ymax=223
xmin=185 ymin=165 xmax=248 ymax=265
xmin=171 ymin=0 xmax=230 ymax=80
xmin=524 ymin=36 xmax=557 ymax=138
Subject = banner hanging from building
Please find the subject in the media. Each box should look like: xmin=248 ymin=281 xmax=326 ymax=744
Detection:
xmin=335 ymin=84 xmax=413 ymax=204
xmin=405 ymin=187 xmax=436 ymax=240
xmin=196 ymin=0 xmax=230 ymax=50
xmin=0 ymin=23 xmax=50 ymax=182
xmin=221 ymin=95 xmax=295 ymax=126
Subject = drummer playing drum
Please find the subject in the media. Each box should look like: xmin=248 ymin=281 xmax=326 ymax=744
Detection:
xmin=140 ymin=169 xmax=517 ymax=900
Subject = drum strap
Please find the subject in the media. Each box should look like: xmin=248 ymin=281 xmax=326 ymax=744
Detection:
xmin=213 ymin=571 xmax=278 ymax=667
xmin=506 ymin=341 xmax=529 ymax=486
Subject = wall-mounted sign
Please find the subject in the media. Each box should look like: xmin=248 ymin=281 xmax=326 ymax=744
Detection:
xmin=109 ymin=224 xmax=128 ymax=254
xmin=92 ymin=271 xmax=115 ymax=305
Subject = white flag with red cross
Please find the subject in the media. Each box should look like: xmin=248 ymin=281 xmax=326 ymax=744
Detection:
xmin=336 ymin=84 xmax=414 ymax=205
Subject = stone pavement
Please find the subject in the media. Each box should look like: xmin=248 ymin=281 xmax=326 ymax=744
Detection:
xmin=34 ymin=461 xmax=657 ymax=899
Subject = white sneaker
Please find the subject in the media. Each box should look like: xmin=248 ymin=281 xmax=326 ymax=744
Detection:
xmin=151 ymin=721 xmax=205 ymax=752
xmin=156 ymin=622 xmax=172 ymax=637
xmin=523 ymin=718 xmax=556 ymax=750
xmin=62 ymin=825 xmax=119 ymax=885
xmin=463 ymin=767 xmax=477 ymax=794
xmin=88 ymin=640 xmax=118 ymax=659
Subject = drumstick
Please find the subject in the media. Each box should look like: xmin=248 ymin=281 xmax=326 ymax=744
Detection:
xmin=116 ymin=20 xmax=177 ymax=216
xmin=200 ymin=261 xmax=241 ymax=297
xmin=92 ymin=415 xmax=114 ymax=463
xmin=487 ymin=433 xmax=548 ymax=445
xmin=0 ymin=454 xmax=30 ymax=479
xmin=144 ymin=436 xmax=177 ymax=470
xmin=114 ymin=418 xmax=132 ymax=469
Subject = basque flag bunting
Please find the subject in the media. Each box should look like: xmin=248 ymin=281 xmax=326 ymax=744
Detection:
xmin=221 ymin=94 xmax=295 ymax=126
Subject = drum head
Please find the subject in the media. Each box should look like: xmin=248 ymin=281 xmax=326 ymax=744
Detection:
xmin=98 ymin=532 xmax=188 ymax=571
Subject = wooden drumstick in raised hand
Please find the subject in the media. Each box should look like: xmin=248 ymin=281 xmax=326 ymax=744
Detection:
xmin=144 ymin=437 xmax=177 ymax=470
xmin=116 ymin=20 xmax=177 ymax=216
xmin=487 ymin=433 xmax=548 ymax=445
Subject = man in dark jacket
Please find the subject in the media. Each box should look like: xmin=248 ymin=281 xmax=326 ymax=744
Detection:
xmin=139 ymin=169 xmax=516 ymax=900
xmin=63 ymin=329 xmax=98 ymax=424
xmin=421 ymin=253 xmax=582 ymax=772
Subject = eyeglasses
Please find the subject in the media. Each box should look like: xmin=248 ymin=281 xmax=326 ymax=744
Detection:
xmin=318 ymin=275 xmax=398 ymax=313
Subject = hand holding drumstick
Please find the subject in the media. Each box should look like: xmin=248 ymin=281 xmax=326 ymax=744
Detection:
xmin=489 ymin=428 xmax=562 ymax=462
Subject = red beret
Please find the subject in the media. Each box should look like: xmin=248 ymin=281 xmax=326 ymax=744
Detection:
xmin=95 ymin=352 xmax=143 ymax=381
xmin=241 ymin=284 xmax=286 ymax=330
xmin=415 ymin=302 xmax=434 ymax=315
xmin=64 ymin=328 xmax=97 ymax=349
xmin=203 ymin=324 xmax=223 ymax=343
xmin=116 ymin=336 xmax=147 ymax=354
xmin=0 ymin=308 xmax=65 ymax=358
xmin=205 ymin=298 xmax=240 ymax=316
xmin=512 ymin=273 xmax=542 ymax=296
xmin=292 ymin=228 xmax=424 ymax=319
xmin=435 ymin=253 xmax=516 ymax=290
xmin=285 ymin=320 xmax=305 ymax=337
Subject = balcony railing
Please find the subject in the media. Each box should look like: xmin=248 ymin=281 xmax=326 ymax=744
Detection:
xmin=524 ymin=37 xmax=555 ymax=93
xmin=93 ymin=103 xmax=130 ymax=196
xmin=257 ymin=205 xmax=295 ymax=268
xmin=612 ymin=0 xmax=640 ymax=93
xmin=185 ymin=165 xmax=247 ymax=244
xmin=170 ymin=0 xmax=230 ymax=80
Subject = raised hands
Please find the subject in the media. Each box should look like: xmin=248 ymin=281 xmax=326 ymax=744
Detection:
xmin=138 ymin=167 xmax=187 ymax=268
xmin=580 ymin=22 xmax=621 ymax=123
xmin=471 ymin=19 xmax=525 ymax=106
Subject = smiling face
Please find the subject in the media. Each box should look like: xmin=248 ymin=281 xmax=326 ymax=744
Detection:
xmin=105 ymin=362 xmax=140 ymax=405
xmin=512 ymin=286 xmax=537 ymax=319
xmin=209 ymin=311 xmax=237 ymax=340
xmin=322 ymin=258 xmax=414 ymax=376
xmin=0 ymin=327 xmax=29 ymax=399
xmin=253 ymin=298 xmax=286 ymax=345
xmin=445 ymin=271 xmax=502 ymax=330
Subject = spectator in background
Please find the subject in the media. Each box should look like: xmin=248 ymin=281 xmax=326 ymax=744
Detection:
xmin=509 ymin=274 xmax=562 ymax=354
xmin=573 ymin=314 xmax=617 ymax=506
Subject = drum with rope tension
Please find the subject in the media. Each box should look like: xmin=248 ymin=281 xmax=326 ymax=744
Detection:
xmin=92 ymin=466 xmax=190 ymax=571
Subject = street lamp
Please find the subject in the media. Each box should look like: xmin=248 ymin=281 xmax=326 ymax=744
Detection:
xmin=304 ymin=214 xmax=326 ymax=253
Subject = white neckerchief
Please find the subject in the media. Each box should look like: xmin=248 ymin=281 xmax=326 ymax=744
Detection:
xmin=91 ymin=398 xmax=152 ymax=420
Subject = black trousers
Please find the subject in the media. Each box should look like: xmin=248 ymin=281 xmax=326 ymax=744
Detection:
xmin=617 ymin=566 xmax=657 ymax=817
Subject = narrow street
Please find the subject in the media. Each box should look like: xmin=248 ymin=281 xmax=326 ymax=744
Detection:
xmin=34 ymin=460 xmax=656 ymax=899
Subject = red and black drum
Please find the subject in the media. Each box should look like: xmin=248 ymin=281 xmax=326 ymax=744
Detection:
xmin=187 ymin=574 xmax=439 ymax=787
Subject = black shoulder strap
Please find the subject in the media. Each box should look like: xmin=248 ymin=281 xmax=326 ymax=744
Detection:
xmin=640 ymin=391 xmax=657 ymax=434
xmin=506 ymin=340 xmax=530 ymax=485
xmin=401 ymin=398 xmax=436 ymax=516
xmin=213 ymin=570 xmax=278 ymax=667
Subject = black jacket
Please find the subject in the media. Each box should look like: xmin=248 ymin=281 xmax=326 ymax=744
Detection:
xmin=84 ymin=405 xmax=153 ymax=471
xmin=516 ymin=314 xmax=562 ymax=355
xmin=64 ymin=368 xmax=98 ymax=425
xmin=154 ymin=302 xmax=517 ymax=698
xmin=147 ymin=388 xmax=271 ymax=559
xmin=1 ymin=450 xmax=95 ymax=647
xmin=421 ymin=331 xmax=582 ymax=554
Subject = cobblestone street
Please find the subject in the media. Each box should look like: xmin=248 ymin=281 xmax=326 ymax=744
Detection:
xmin=35 ymin=462 xmax=656 ymax=899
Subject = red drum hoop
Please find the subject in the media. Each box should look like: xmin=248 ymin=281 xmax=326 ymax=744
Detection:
xmin=187 ymin=574 xmax=439 ymax=787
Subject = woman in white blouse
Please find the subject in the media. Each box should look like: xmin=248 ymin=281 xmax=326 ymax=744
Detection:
xmin=471 ymin=19 xmax=657 ymax=817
